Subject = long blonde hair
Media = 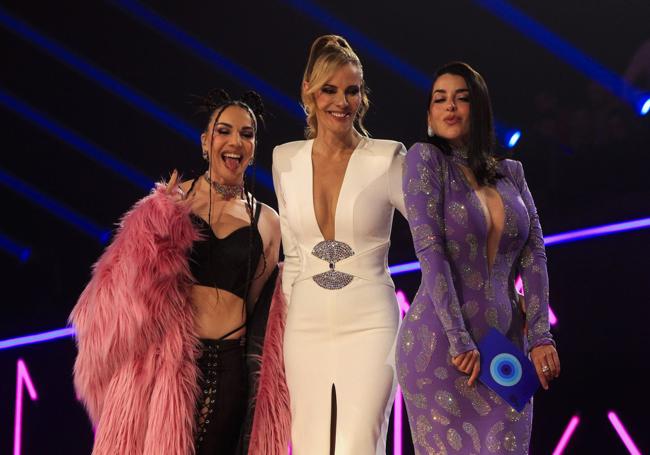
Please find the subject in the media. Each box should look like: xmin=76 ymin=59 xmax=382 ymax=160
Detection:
xmin=301 ymin=35 xmax=370 ymax=139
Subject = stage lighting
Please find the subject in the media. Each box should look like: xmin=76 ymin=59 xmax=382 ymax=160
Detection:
xmin=507 ymin=130 xmax=522 ymax=148
xmin=640 ymin=97 xmax=650 ymax=116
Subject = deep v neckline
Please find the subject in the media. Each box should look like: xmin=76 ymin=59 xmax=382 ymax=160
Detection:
xmin=454 ymin=162 xmax=506 ymax=274
xmin=309 ymin=138 xmax=364 ymax=241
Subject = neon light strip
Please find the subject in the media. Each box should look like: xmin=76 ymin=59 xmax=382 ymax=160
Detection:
xmin=14 ymin=359 xmax=38 ymax=455
xmin=551 ymin=415 xmax=580 ymax=455
xmin=110 ymin=0 xmax=303 ymax=119
xmin=0 ymin=231 xmax=31 ymax=263
xmin=608 ymin=411 xmax=642 ymax=455
xmin=544 ymin=217 xmax=650 ymax=246
xmin=0 ymin=168 xmax=111 ymax=243
xmin=0 ymin=6 xmax=196 ymax=141
xmin=284 ymin=0 xmax=520 ymax=147
xmin=3 ymin=215 xmax=648 ymax=350
xmin=0 ymin=7 xmax=274 ymax=190
xmin=0 ymin=88 xmax=152 ymax=190
xmin=393 ymin=385 xmax=403 ymax=455
xmin=393 ymin=290 xmax=411 ymax=455
xmin=473 ymin=0 xmax=645 ymax=113
xmin=390 ymin=216 xmax=650 ymax=276
xmin=0 ymin=328 xmax=75 ymax=351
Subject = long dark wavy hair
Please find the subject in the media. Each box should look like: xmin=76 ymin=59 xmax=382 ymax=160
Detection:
xmin=426 ymin=62 xmax=500 ymax=185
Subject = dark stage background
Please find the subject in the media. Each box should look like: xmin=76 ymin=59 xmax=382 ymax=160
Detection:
xmin=1 ymin=1 xmax=649 ymax=454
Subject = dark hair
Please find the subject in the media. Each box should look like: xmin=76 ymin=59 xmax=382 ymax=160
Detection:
xmin=191 ymin=89 xmax=267 ymax=313
xmin=194 ymin=88 xmax=265 ymax=133
xmin=426 ymin=61 xmax=499 ymax=185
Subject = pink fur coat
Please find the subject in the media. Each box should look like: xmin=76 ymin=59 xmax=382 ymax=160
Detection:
xmin=69 ymin=184 xmax=290 ymax=454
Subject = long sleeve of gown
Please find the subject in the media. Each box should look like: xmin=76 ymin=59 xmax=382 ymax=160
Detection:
xmin=403 ymin=143 xmax=476 ymax=357
xmin=511 ymin=161 xmax=555 ymax=350
xmin=272 ymin=149 xmax=301 ymax=305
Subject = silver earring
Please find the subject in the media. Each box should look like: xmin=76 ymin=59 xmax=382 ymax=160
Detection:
xmin=248 ymin=158 xmax=255 ymax=167
xmin=202 ymin=149 xmax=209 ymax=161
xmin=427 ymin=125 xmax=434 ymax=137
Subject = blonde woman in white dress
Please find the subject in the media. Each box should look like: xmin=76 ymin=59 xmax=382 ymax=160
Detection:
xmin=272 ymin=35 xmax=406 ymax=454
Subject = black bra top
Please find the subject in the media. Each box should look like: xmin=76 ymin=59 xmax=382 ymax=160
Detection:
xmin=187 ymin=181 xmax=264 ymax=300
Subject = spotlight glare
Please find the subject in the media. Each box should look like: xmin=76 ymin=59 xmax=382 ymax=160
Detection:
xmin=640 ymin=97 xmax=650 ymax=116
xmin=508 ymin=131 xmax=522 ymax=148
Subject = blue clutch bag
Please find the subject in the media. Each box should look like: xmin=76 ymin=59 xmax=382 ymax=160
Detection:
xmin=477 ymin=328 xmax=539 ymax=412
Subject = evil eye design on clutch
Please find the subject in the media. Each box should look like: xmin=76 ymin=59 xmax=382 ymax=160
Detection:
xmin=489 ymin=353 xmax=523 ymax=387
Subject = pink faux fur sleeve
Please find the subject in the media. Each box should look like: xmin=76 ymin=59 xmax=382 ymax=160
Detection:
xmin=69 ymin=184 xmax=198 ymax=425
xmin=249 ymin=268 xmax=292 ymax=455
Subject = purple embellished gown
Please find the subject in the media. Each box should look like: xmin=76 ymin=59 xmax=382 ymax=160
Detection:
xmin=396 ymin=142 xmax=554 ymax=454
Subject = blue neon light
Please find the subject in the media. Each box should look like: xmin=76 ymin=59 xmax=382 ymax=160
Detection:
xmin=507 ymin=131 xmax=522 ymax=148
xmin=474 ymin=0 xmax=646 ymax=113
xmin=0 ymin=232 xmax=31 ymax=263
xmin=110 ymin=0 xmax=304 ymax=119
xmin=0 ymin=328 xmax=75 ymax=351
xmin=0 ymin=7 xmax=273 ymax=190
xmin=0 ymin=6 xmax=197 ymax=142
xmin=0 ymin=168 xmax=111 ymax=243
xmin=641 ymin=97 xmax=650 ymax=116
xmin=286 ymin=0 xmax=430 ymax=90
xmin=285 ymin=0 xmax=521 ymax=147
xmin=0 ymin=89 xmax=153 ymax=191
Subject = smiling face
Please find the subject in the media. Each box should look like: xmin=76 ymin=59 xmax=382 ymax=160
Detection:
xmin=201 ymin=104 xmax=255 ymax=185
xmin=308 ymin=62 xmax=363 ymax=138
xmin=428 ymin=73 xmax=471 ymax=148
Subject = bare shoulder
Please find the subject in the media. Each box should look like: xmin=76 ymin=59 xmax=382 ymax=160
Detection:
xmin=258 ymin=202 xmax=279 ymax=221
xmin=257 ymin=202 xmax=280 ymax=233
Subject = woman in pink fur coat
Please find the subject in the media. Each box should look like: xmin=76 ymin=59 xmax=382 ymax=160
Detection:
xmin=69 ymin=90 xmax=291 ymax=455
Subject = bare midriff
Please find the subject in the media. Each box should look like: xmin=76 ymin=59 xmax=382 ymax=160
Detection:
xmin=191 ymin=285 xmax=246 ymax=340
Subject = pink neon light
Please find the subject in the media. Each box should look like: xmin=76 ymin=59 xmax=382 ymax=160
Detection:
xmin=393 ymin=291 xmax=410 ymax=455
xmin=395 ymin=290 xmax=411 ymax=313
xmin=14 ymin=359 xmax=38 ymax=455
xmin=514 ymin=276 xmax=557 ymax=325
xmin=608 ymin=411 xmax=642 ymax=455
xmin=551 ymin=415 xmax=580 ymax=455
xmin=394 ymin=385 xmax=403 ymax=455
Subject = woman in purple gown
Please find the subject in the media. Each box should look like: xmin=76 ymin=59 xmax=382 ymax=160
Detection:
xmin=397 ymin=62 xmax=560 ymax=454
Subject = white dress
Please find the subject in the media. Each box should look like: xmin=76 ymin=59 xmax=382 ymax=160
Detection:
xmin=272 ymin=137 xmax=406 ymax=454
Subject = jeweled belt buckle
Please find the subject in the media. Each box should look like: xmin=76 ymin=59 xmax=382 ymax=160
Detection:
xmin=311 ymin=240 xmax=355 ymax=290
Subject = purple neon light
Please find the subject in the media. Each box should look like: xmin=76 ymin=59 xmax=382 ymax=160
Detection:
xmin=389 ymin=261 xmax=420 ymax=276
xmin=0 ymin=327 xmax=75 ymax=350
xmin=608 ymin=411 xmax=642 ymax=455
xmin=551 ymin=415 xmax=580 ymax=455
xmin=544 ymin=217 xmax=650 ymax=246
xmin=390 ymin=216 xmax=650 ymax=277
xmin=14 ymin=359 xmax=38 ymax=455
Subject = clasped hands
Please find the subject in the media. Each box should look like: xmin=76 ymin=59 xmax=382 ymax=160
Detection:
xmin=452 ymin=344 xmax=560 ymax=390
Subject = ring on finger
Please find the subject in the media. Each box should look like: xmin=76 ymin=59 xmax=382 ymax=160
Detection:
xmin=541 ymin=365 xmax=551 ymax=375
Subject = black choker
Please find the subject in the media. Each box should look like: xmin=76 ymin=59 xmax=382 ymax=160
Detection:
xmin=203 ymin=173 xmax=244 ymax=200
